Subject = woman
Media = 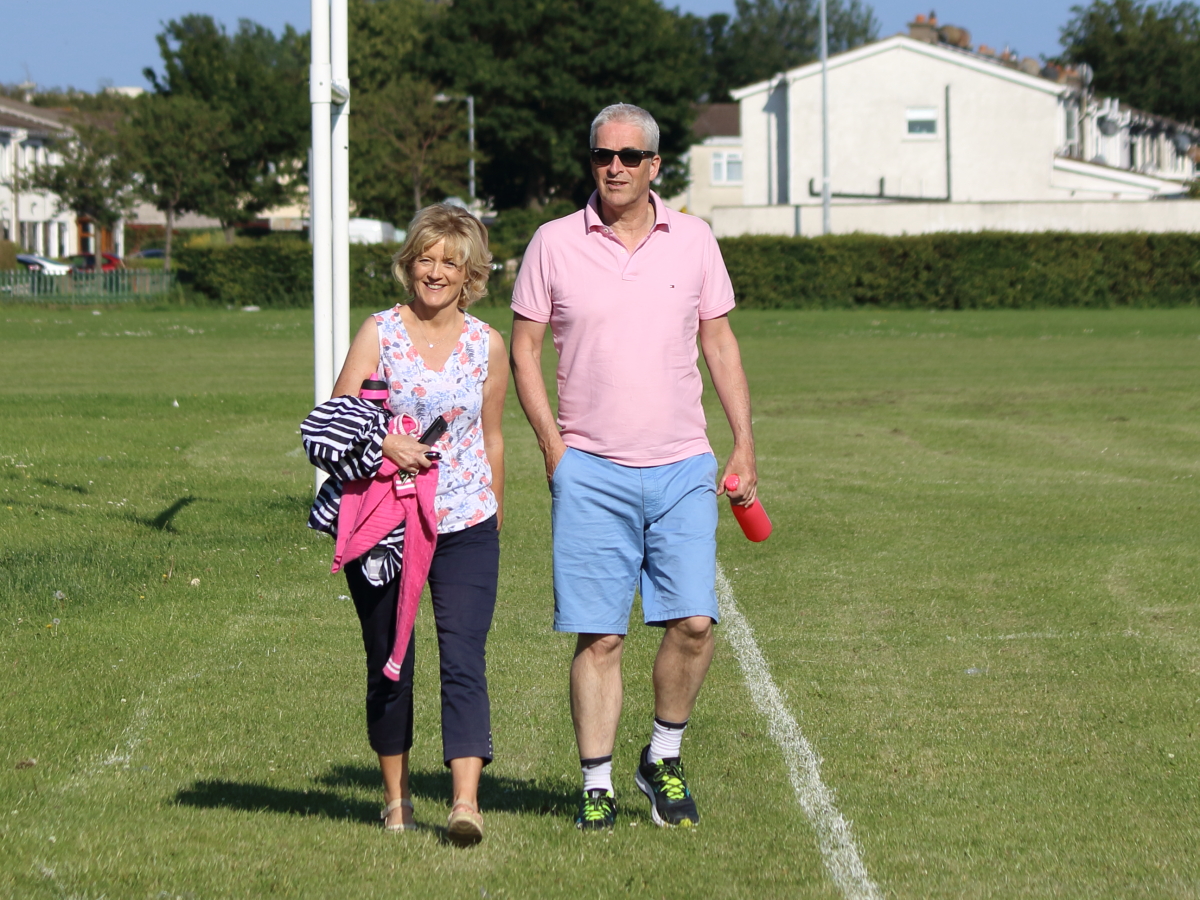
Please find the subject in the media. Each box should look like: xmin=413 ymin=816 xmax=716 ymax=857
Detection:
xmin=318 ymin=203 xmax=506 ymax=844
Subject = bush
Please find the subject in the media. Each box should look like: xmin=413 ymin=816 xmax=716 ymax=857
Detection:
xmin=174 ymin=242 xmax=410 ymax=308
xmin=0 ymin=240 xmax=18 ymax=270
xmin=718 ymin=232 xmax=1200 ymax=309
xmin=173 ymin=231 xmax=1200 ymax=310
xmin=486 ymin=201 xmax=577 ymax=262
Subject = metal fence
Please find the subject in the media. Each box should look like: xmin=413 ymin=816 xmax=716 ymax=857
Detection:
xmin=0 ymin=270 xmax=177 ymax=303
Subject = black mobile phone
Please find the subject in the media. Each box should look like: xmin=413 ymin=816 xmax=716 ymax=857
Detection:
xmin=418 ymin=415 xmax=449 ymax=446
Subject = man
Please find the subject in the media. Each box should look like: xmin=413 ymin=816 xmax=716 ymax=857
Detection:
xmin=510 ymin=103 xmax=757 ymax=830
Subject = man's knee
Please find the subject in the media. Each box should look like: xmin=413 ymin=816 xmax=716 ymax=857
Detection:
xmin=575 ymin=632 xmax=625 ymax=663
xmin=666 ymin=615 xmax=714 ymax=647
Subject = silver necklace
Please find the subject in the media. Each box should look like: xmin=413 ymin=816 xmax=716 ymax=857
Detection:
xmin=411 ymin=313 xmax=461 ymax=349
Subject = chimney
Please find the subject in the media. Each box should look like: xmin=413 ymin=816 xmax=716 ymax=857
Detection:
xmin=908 ymin=12 xmax=938 ymax=44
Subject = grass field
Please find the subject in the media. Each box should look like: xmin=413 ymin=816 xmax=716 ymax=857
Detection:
xmin=1 ymin=304 xmax=1198 ymax=899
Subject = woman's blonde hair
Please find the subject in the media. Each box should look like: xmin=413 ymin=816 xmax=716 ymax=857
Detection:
xmin=391 ymin=204 xmax=492 ymax=308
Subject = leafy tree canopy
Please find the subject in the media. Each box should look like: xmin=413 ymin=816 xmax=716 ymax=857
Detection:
xmin=418 ymin=0 xmax=704 ymax=209
xmin=32 ymin=120 xmax=135 ymax=232
xmin=143 ymin=15 xmax=310 ymax=236
xmin=1060 ymin=0 xmax=1200 ymax=124
xmin=351 ymin=74 xmax=475 ymax=222
xmin=123 ymin=94 xmax=231 ymax=269
xmin=684 ymin=0 xmax=879 ymax=103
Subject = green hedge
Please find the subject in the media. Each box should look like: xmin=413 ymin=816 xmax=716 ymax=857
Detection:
xmin=174 ymin=242 xmax=405 ymax=309
xmin=174 ymin=231 xmax=1200 ymax=309
xmin=719 ymin=232 xmax=1200 ymax=309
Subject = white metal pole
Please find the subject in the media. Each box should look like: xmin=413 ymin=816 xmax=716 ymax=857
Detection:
xmin=467 ymin=95 xmax=476 ymax=204
xmin=331 ymin=0 xmax=351 ymax=375
xmin=820 ymin=0 xmax=831 ymax=235
xmin=311 ymin=0 xmax=333 ymax=490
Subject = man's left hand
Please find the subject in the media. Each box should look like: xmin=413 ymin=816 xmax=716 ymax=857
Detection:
xmin=718 ymin=446 xmax=757 ymax=506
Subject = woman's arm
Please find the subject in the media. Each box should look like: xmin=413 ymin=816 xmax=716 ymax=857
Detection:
xmin=332 ymin=316 xmax=382 ymax=397
xmin=330 ymin=314 xmax=432 ymax=476
xmin=481 ymin=324 xmax=509 ymax=530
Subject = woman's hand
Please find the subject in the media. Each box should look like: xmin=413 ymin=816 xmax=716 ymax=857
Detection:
xmin=382 ymin=433 xmax=436 ymax=476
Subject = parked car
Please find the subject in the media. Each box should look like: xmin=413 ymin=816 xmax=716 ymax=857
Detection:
xmin=68 ymin=253 xmax=125 ymax=273
xmin=15 ymin=254 xmax=72 ymax=275
xmin=129 ymin=248 xmax=165 ymax=259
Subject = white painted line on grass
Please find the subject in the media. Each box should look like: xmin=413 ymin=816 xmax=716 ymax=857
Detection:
xmin=716 ymin=564 xmax=883 ymax=900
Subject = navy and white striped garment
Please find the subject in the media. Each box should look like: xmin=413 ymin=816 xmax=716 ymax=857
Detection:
xmin=301 ymin=396 xmax=406 ymax=586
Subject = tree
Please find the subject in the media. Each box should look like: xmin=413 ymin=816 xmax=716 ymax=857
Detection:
xmin=32 ymin=120 xmax=135 ymax=264
xmin=123 ymin=94 xmax=229 ymax=272
xmin=705 ymin=0 xmax=878 ymax=99
xmin=418 ymin=0 xmax=704 ymax=209
xmin=1060 ymin=0 xmax=1200 ymax=124
xmin=351 ymin=76 xmax=474 ymax=223
xmin=143 ymin=15 xmax=309 ymax=242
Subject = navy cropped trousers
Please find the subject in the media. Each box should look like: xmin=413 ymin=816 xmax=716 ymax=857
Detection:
xmin=345 ymin=515 xmax=499 ymax=765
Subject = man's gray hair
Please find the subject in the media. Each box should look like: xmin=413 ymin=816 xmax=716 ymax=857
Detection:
xmin=590 ymin=103 xmax=660 ymax=153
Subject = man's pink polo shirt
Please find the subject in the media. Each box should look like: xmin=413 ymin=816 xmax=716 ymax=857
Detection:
xmin=511 ymin=191 xmax=735 ymax=467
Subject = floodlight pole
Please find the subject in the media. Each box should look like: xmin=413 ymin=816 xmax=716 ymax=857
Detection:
xmin=331 ymin=0 xmax=350 ymax=375
xmin=311 ymin=0 xmax=350 ymax=491
xmin=311 ymin=0 xmax=333 ymax=409
xmin=820 ymin=0 xmax=831 ymax=235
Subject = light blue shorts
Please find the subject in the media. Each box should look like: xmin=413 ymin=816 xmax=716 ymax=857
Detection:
xmin=550 ymin=449 xmax=719 ymax=634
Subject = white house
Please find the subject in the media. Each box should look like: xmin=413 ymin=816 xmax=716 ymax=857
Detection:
xmin=663 ymin=104 xmax=743 ymax=222
xmin=718 ymin=20 xmax=1200 ymax=237
xmin=0 ymin=96 xmax=87 ymax=258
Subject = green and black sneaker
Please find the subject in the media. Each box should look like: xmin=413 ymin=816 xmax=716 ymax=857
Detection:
xmin=635 ymin=745 xmax=699 ymax=828
xmin=575 ymin=789 xmax=617 ymax=831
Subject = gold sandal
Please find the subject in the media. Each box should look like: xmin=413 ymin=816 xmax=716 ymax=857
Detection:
xmin=446 ymin=801 xmax=483 ymax=846
xmin=381 ymin=797 xmax=416 ymax=832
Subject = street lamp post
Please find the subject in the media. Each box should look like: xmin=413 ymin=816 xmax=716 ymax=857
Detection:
xmin=435 ymin=93 xmax=476 ymax=204
xmin=820 ymin=0 xmax=831 ymax=236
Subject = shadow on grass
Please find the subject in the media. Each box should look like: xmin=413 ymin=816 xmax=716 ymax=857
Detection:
xmin=174 ymin=779 xmax=377 ymax=823
xmin=36 ymin=477 xmax=89 ymax=494
xmin=176 ymin=763 xmax=573 ymax=825
xmin=319 ymin=763 xmax=572 ymax=817
xmin=131 ymin=496 xmax=199 ymax=532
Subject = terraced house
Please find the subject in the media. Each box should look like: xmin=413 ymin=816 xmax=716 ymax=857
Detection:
xmin=0 ymin=95 xmax=110 ymax=260
xmin=719 ymin=14 xmax=1200 ymax=236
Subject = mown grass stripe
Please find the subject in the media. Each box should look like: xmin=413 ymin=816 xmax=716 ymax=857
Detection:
xmin=716 ymin=564 xmax=883 ymax=900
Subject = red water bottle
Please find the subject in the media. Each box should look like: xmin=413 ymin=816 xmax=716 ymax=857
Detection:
xmin=724 ymin=475 xmax=772 ymax=542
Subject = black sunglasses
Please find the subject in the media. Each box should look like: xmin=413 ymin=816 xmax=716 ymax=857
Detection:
xmin=590 ymin=147 xmax=656 ymax=167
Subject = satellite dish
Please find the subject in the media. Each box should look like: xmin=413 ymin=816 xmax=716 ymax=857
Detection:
xmin=1097 ymin=116 xmax=1119 ymax=137
xmin=1173 ymin=132 xmax=1193 ymax=153
xmin=1078 ymin=63 xmax=1094 ymax=87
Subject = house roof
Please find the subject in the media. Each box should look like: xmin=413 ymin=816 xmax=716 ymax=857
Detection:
xmin=0 ymin=96 xmax=71 ymax=137
xmin=692 ymin=103 xmax=739 ymax=139
xmin=731 ymin=34 xmax=1070 ymax=101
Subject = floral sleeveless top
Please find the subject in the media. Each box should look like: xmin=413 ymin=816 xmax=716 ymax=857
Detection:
xmin=375 ymin=306 xmax=497 ymax=534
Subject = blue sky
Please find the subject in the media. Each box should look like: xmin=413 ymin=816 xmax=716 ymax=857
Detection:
xmin=4 ymin=0 xmax=1080 ymax=93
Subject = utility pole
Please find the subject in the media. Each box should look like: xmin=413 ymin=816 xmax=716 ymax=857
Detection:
xmin=820 ymin=0 xmax=831 ymax=236
xmin=310 ymin=0 xmax=350 ymax=491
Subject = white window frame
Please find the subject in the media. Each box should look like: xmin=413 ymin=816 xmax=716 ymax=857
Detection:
xmin=711 ymin=150 xmax=743 ymax=185
xmin=905 ymin=107 xmax=939 ymax=139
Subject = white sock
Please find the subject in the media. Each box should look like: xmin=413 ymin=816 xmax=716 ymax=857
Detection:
xmin=581 ymin=755 xmax=613 ymax=793
xmin=648 ymin=716 xmax=688 ymax=762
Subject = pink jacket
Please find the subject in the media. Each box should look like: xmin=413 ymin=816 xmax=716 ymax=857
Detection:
xmin=331 ymin=416 xmax=439 ymax=681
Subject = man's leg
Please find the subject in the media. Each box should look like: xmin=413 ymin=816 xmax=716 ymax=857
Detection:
xmin=636 ymin=616 xmax=713 ymax=828
xmin=652 ymin=615 xmax=715 ymax=723
xmin=571 ymin=633 xmax=626 ymax=758
xmin=570 ymin=632 xmax=624 ymax=830
xmin=636 ymin=454 xmax=720 ymax=827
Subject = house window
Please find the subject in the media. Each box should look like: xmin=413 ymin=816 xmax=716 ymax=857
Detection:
xmin=712 ymin=151 xmax=743 ymax=184
xmin=906 ymin=108 xmax=938 ymax=135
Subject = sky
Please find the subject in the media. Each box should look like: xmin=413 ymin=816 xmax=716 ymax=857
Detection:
xmin=3 ymin=0 xmax=1080 ymax=94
